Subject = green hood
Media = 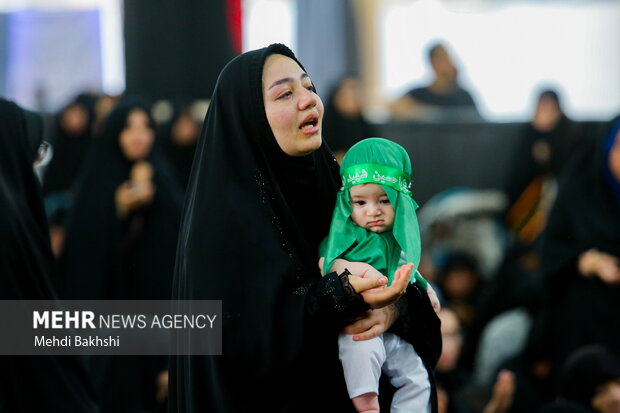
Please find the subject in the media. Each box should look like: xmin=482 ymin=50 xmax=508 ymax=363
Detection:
xmin=319 ymin=138 xmax=426 ymax=288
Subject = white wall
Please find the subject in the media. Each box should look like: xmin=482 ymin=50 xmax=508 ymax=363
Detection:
xmin=379 ymin=0 xmax=620 ymax=121
xmin=242 ymin=0 xmax=295 ymax=53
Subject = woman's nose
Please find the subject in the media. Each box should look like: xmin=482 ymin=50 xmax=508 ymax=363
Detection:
xmin=298 ymin=88 xmax=318 ymax=110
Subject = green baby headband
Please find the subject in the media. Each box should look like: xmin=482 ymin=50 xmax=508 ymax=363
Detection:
xmin=341 ymin=163 xmax=412 ymax=196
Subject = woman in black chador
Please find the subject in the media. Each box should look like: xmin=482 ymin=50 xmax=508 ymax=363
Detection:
xmin=0 ymin=98 xmax=97 ymax=412
xmin=169 ymin=43 xmax=441 ymax=412
xmin=60 ymin=98 xmax=184 ymax=412
xmin=60 ymin=97 xmax=184 ymax=301
xmin=322 ymin=75 xmax=376 ymax=163
xmin=155 ymin=102 xmax=200 ymax=191
xmin=531 ymin=115 xmax=620 ymax=380
xmin=43 ymin=93 xmax=97 ymax=195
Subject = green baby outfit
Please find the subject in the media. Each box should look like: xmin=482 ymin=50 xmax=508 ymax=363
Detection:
xmin=319 ymin=137 xmax=428 ymax=289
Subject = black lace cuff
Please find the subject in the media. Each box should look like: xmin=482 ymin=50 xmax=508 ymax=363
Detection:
xmin=306 ymin=269 xmax=370 ymax=326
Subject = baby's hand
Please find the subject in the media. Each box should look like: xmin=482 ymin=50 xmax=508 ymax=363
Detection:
xmin=318 ymin=257 xmax=325 ymax=276
xmin=426 ymin=283 xmax=441 ymax=313
xmin=362 ymin=267 xmax=386 ymax=280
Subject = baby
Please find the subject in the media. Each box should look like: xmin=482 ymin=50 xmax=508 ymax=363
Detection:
xmin=319 ymin=137 xmax=438 ymax=413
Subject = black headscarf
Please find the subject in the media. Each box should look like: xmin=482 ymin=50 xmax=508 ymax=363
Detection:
xmin=170 ymin=44 xmax=360 ymax=412
xmin=558 ymin=345 xmax=620 ymax=407
xmin=0 ymin=98 xmax=98 ymax=412
xmin=155 ymin=102 xmax=199 ymax=190
xmin=322 ymin=75 xmax=377 ymax=153
xmin=43 ymin=93 xmax=97 ymax=194
xmin=60 ymin=97 xmax=184 ymax=300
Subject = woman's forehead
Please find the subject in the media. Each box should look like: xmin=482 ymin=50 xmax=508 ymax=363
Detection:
xmin=262 ymin=54 xmax=306 ymax=85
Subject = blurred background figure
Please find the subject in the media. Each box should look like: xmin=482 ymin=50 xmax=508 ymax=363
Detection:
xmin=418 ymin=187 xmax=507 ymax=282
xmin=43 ymin=93 xmax=97 ymax=197
xmin=39 ymin=92 xmax=121 ymax=258
xmin=0 ymin=98 xmax=98 ymax=412
xmin=435 ymin=308 xmax=516 ymax=413
xmin=389 ymin=42 xmax=480 ymax=121
xmin=59 ymin=97 xmax=184 ymax=413
xmin=505 ymin=89 xmax=584 ymax=245
xmin=436 ymin=252 xmax=482 ymax=328
xmin=155 ymin=101 xmax=201 ymax=190
xmin=527 ymin=114 xmax=620 ymax=381
xmin=92 ymin=94 xmax=121 ymax=137
xmin=458 ymin=89 xmax=585 ymax=373
xmin=41 ymin=93 xmax=98 ymax=257
xmin=541 ymin=345 xmax=620 ymax=413
xmin=322 ymin=74 xmax=377 ymax=163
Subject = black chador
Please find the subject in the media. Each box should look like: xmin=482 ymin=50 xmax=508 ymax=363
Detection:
xmin=0 ymin=98 xmax=98 ymax=412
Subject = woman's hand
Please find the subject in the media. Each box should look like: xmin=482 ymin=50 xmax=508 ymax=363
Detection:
xmin=578 ymin=249 xmax=620 ymax=284
xmin=115 ymin=180 xmax=155 ymax=218
xmin=155 ymin=369 xmax=168 ymax=404
xmin=342 ymin=304 xmax=399 ymax=342
xmin=357 ymin=263 xmax=413 ymax=309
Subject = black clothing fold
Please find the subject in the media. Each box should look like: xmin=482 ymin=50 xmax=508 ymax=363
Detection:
xmin=0 ymin=98 xmax=97 ymax=412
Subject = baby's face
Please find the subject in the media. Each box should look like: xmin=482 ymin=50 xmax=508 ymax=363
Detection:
xmin=349 ymin=183 xmax=395 ymax=233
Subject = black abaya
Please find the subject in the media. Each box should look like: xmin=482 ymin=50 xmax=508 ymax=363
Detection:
xmin=534 ymin=117 xmax=620 ymax=374
xmin=0 ymin=98 xmax=98 ymax=412
xmin=43 ymin=93 xmax=97 ymax=195
xmin=60 ymin=98 xmax=184 ymax=301
xmin=58 ymin=98 xmax=184 ymax=413
xmin=169 ymin=44 xmax=440 ymax=413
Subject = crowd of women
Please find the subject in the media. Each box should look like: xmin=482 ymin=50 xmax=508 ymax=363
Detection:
xmin=1 ymin=43 xmax=619 ymax=413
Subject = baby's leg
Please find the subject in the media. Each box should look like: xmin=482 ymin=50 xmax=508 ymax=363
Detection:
xmin=382 ymin=333 xmax=431 ymax=413
xmin=338 ymin=333 xmax=385 ymax=412
xmin=351 ymin=393 xmax=379 ymax=413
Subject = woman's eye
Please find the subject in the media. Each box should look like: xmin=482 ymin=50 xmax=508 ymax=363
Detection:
xmin=306 ymin=85 xmax=316 ymax=93
xmin=278 ymin=91 xmax=292 ymax=100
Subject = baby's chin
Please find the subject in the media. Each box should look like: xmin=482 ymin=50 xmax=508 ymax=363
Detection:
xmin=366 ymin=226 xmax=391 ymax=234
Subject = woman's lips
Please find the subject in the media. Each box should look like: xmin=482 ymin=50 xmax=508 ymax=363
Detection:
xmin=299 ymin=122 xmax=319 ymax=135
xmin=299 ymin=112 xmax=319 ymax=135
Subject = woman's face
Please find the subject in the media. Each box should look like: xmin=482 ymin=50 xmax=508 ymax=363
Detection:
xmin=609 ymin=129 xmax=620 ymax=182
xmin=334 ymin=77 xmax=363 ymax=117
xmin=61 ymin=104 xmax=89 ymax=136
xmin=262 ymin=54 xmax=323 ymax=157
xmin=119 ymin=109 xmax=154 ymax=161
xmin=172 ymin=113 xmax=199 ymax=146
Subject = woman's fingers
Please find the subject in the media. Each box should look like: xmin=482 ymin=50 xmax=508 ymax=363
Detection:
xmin=341 ymin=311 xmax=374 ymax=335
xmin=348 ymin=274 xmax=388 ymax=294
xmin=353 ymin=323 xmax=383 ymax=342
